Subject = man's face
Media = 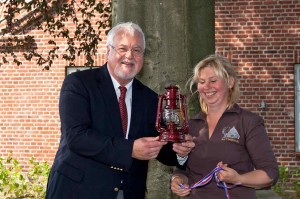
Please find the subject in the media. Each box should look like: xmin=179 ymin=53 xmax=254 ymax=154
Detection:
xmin=107 ymin=30 xmax=144 ymax=85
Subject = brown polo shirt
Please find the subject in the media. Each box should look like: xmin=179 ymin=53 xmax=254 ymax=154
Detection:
xmin=174 ymin=104 xmax=279 ymax=199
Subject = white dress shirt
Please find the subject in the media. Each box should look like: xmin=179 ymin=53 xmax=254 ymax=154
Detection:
xmin=110 ymin=75 xmax=133 ymax=139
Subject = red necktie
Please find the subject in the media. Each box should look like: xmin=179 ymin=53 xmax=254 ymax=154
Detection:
xmin=119 ymin=86 xmax=128 ymax=136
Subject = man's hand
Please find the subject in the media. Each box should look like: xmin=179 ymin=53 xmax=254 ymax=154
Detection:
xmin=173 ymin=134 xmax=195 ymax=157
xmin=132 ymin=136 xmax=167 ymax=160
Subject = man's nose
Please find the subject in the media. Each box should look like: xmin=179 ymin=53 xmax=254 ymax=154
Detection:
xmin=125 ymin=49 xmax=134 ymax=58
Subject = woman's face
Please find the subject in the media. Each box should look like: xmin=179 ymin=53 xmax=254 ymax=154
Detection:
xmin=197 ymin=66 xmax=232 ymax=109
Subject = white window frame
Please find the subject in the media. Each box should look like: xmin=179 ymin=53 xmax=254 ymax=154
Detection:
xmin=65 ymin=66 xmax=98 ymax=76
xmin=295 ymin=64 xmax=300 ymax=152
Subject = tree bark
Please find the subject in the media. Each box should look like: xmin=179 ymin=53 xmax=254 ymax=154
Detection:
xmin=112 ymin=1 xmax=214 ymax=198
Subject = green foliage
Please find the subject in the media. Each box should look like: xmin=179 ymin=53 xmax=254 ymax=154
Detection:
xmin=0 ymin=153 xmax=51 ymax=199
xmin=273 ymin=166 xmax=289 ymax=195
xmin=273 ymin=166 xmax=300 ymax=198
xmin=0 ymin=0 xmax=112 ymax=69
xmin=292 ymin=167 xmax=300 ymax=198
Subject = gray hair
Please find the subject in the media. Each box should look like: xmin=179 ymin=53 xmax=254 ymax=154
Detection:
xmin=107 ymin=22 xmax=146 ymax=50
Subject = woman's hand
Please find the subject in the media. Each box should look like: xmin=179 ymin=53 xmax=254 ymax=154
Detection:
xmin=217 ymin=161 xmax=242 ymax=185
xmin=170 ymin=175 xmax=191 ymax=197
xmin=217 ymin=161 xmax=273 ymax=188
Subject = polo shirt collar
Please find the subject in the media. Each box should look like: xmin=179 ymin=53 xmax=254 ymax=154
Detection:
xmin=190 ymin=103 xmax=241 ymax=120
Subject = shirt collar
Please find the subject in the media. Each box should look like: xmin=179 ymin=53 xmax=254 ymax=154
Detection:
xmin=191 ymin=103 xmax=241 ymax=120
xmin=109 ymin=73 xmax=133 ymax=93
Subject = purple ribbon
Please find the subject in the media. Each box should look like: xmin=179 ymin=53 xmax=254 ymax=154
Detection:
xmin=179 ymin=166 xmax=240 ymax=199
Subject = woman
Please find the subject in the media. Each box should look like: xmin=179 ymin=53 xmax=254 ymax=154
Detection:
xmin=171 ymin=54 xmax=279 ymax=199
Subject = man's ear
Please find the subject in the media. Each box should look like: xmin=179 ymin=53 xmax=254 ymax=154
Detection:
xmin=107 ymin=46 xmax=110 ymax=55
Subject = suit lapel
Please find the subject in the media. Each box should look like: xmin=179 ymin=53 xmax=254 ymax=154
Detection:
xmin=95 ymin=65 xmax=149 ymax=139
xmin=128 ymin=80 xmax=144 ymax=139
xmin=95 ymin=64 xmax=124 ymax=137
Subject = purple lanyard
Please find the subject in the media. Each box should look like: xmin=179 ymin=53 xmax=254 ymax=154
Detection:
xmin=179 ymin=166 xmax=240 ymax=199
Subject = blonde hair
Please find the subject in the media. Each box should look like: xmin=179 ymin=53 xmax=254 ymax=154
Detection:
xmin=188 ymin=54 xmax=240 ymax=114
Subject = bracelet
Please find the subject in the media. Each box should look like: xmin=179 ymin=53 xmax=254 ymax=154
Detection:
xmin=171 ymin=175 xmax=180 ymax=181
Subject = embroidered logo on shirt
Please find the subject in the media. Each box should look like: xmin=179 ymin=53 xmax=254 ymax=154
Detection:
xmin=221 ymin=126 xmax=240 ymax=143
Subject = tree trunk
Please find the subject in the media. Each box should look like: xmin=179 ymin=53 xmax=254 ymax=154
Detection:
xmin=112 ymin=0 xmax=214 ymax=198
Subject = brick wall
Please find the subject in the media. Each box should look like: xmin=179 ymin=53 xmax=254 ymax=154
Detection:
xmin=0 ymin=2 xmax=109 ymax=168
xmin=0 ymin=0 xmax=299 ymax=175
xmin=215 ymin=0 xmax=300 ymax=170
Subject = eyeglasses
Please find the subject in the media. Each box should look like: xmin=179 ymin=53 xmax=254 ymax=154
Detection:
xmin=109 ymin=45 xmax=144 ymax=57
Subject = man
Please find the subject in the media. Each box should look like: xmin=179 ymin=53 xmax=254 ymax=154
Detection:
xmin=45 ymin=22 xmax=194 ymax=199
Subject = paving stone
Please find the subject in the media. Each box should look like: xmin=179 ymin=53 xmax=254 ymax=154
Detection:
xmin=256 ymin=190 xmax=282 ymax=199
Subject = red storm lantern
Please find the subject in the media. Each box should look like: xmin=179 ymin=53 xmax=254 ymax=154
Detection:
xmin=156 ymin=85 xmax=189 ymax=142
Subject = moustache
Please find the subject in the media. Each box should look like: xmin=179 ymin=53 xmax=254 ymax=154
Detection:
xmin=121 ymin=60 xmax=135 ymax=65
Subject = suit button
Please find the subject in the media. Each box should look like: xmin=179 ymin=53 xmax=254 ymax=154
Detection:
xmin=114 ymin=187 xmax=119 ymax=192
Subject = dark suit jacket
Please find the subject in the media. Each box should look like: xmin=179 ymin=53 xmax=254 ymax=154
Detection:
xmin=45 ymin=64 xmax=177 ymax=199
